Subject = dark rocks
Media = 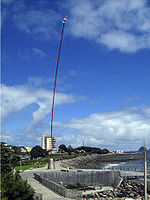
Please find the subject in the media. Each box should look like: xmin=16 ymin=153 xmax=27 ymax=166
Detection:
xmin=82 ymin=179 xmax=145 ymax=199
xmin=129 ymin=193 xmax=134 ymax=198
xmin=60 ymin=153 xmax=139 ymax=169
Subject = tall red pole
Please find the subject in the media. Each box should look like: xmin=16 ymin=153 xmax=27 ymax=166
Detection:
xmin=50 ymin=18 xmax=66 ymax=159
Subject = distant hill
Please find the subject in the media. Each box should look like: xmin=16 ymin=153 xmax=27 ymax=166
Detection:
xmin=138 ymin=146 xmax=147 ymax=152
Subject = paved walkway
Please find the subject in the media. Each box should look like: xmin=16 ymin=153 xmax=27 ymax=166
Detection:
xmin=120 ymin=170 xmax=144 ymax=177
xmin=20 ymin=161 xmax=72 ymax=200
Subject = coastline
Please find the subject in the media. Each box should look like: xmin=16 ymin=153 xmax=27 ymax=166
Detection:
xmin=60 ymin=153 xmax=141 ymax=169
xmin=21 ymin=157 xmax=150 ymax=199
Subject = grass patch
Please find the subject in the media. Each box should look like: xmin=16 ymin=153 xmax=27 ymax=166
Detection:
xmin=65 ymin=183 xmax=95 ymax=190
xmin=15 ymin=164 xmax=45 ymax=172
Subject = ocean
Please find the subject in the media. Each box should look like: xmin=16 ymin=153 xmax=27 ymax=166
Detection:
xmin=103 ymin=151 xmax=150 ymax=173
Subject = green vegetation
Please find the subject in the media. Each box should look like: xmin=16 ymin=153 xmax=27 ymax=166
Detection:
xmin=1 ymin=143 xmax=34 ymax=200
xmin=1 ymin=141 xmax=109 ymax=199
xmin=58 ymin=144 xmax=109 ymax=156
xmin=59 ymin=144 xmax=68 ymax=152
xmin=65 ymin=183 xmax=83 ymax=189
xmin=65 ymin=183 xmax=95 ymax=190
xmin=75 ymin=146 xmax=109 ymax=154
xmin=30 ymin=145 xmax=48 ymax=159
xmin=1 ymin=142 xmax=20 ymax=174
xmin=1 ymin=172 xmax=34 ymax=200
xmin=15 ymin=164 xmax=45 ymax=172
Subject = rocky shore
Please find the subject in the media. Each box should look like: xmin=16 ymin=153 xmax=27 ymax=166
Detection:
xmin=82 ymin=180 xmax=150 ymax=199
xmin=60 ymin=154 xmax=150 ymax=199
xmin=60 ymin=153 xmax=138 ymax=169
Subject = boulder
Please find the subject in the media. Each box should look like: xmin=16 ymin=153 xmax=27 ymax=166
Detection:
xmin=129 ymin=193 xmax=134 ymax=198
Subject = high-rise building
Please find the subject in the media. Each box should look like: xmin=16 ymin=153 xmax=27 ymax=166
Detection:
xmin=41 ymin=135 xmax=57 ymax=152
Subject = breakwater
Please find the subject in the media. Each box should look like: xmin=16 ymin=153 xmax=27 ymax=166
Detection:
xmin=60 ymin=153 xmax=140 ymax=169
xmin=82 ymin=179 xmax=150 ymax=199
xmin=34 ymin=170 xmax=150 ymax=199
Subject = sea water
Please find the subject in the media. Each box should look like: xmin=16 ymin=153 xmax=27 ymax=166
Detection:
xmin=103 ymin=151 xmax=150 ymax=182
xmin=103 ymin=151 xmax=150 ymax=170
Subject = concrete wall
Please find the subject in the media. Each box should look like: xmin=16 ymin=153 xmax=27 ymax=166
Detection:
xmin=36 ymin=170 xmax=121 ymax=188
xmin=34 ymin=170 xmax=122 ymax=199
xmin=34 ymin=173 xmax=82 ymax=199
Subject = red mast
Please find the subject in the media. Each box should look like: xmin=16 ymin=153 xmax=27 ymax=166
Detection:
xmin=50 ymin=18 xmax=66 ymax=158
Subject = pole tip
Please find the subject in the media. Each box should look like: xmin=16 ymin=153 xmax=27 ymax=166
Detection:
xmin=63 ymin=18 xmax=67 ymax=23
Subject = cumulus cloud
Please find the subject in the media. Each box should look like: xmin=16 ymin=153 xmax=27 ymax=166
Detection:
xmin=13 ymin=8 xmax=62 ymax=40
xmin=1 ymin=82 xmax=77 ymax=144
xmin=55 ymin=105 xmax=150 ymax=150
xmin=2 ymin=82 xmax=150 ymax=150
xmin=1 ymin=83 xmax=76 ymax=116
xmin=1 ymin=130 xmax=25 ymax=145
xmin=66 ymin=0 xmax=150 ymax=52
xmin=0 ymin=129 xmax=40 ymax=147
xmin=3 ymin=0 xmax=150 ymax=52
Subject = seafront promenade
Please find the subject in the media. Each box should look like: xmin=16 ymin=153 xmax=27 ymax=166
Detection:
xmin=21 ymin=158 xmax=150 ymax=200
xmin=21 ymin=161 xmax=72 ymax=200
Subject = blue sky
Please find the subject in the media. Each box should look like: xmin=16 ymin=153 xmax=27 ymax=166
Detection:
xmin=1 ymin=0 xmax=150 ymax=151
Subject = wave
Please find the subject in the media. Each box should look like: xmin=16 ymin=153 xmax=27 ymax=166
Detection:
xmin=103 ymin=163 xmax=121 ymax=169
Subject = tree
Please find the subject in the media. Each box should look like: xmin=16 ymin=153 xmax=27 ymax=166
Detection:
xmin=1 ymin=172 xmax=34 ymax=200
xmin=59 ymin=144 xmax=68 ymax=152
xmin=12 ymin=146 xmax=21 ymax=155
xmin=1 ymin=143 xmax=19 ymax=174
xmin=30 ymin=145 xmax=46 ymax=159
xmin=67 ymin=145 xmax=74 ymax=156
xmin=1 ymin=143 xmax=34 ymax=199
xmin=75 ymin=146 xmax=109 ymax=154
xmin=68 ymin=145 xmax=73 ymax=151
xmin=102 ymin=149 xmax=109 ymax=154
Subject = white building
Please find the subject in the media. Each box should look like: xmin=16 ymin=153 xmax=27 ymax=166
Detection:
xmin=41 ymin=135 xmax=57 ymax=153
xmin=112 ymin=150 xmax=124 ymax=154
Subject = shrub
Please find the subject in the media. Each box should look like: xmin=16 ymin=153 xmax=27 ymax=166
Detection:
xmin=1 ymin=172 xmax=34 ymax=200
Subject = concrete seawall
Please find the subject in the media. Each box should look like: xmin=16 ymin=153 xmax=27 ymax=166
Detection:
xmin=34 ymin=173 xmax=82 ymax=199
xmin=34 ymin=170 xmax=122 ymax=199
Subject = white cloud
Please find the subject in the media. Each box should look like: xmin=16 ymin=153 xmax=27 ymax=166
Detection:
xmin=28 ymin=77 xmax=50 ymax=86
xmin=13 ymin=9 xmax=62 ymax=40
xmin=32 ymin=48 xmax=46 ymax=57
xmin=1 ymin=82 xmax=77 ymax=143
xmin=2 ymin=82 xmax=150 ymax=150
xmin=1 ymin=83 xmax=76 ymax=117
xmin=66 ymin=0 xmax=150 ymax=52
xmin=1 ymin=84 xmax=37 ymax=117
xmin=4 ymin=0 xmax=150 ymax=52
xmin=55 ymin=105 xmax=150 ymax=150
xmin=1 ymin=79 xmax=76 ymax=116
xmin=1 ymin=130 xmax=13 ymax=143
xmin=100 ymin=31 xmax=138 ymax=52
xmin=18 ymin=47 xmax=46 ymax=60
